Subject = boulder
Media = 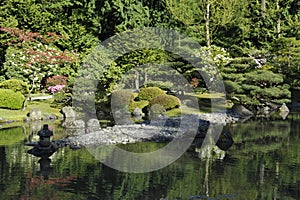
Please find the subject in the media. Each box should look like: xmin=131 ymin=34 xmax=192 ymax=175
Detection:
xmin=278 ymin=103 xmax=289 ymax=120
xmin=132 ymin=108 xmax=145 ymax=117
xmin=62 ymin=119 xmax=85 ymax=129
xmin=231 ymin=104 xmax=254 ymax=117
xmin=29 ymin=120 xmax=42 ymax=134
xmin=49 ymin=114 xmax=57 ymax=120
xmin=86 ymin=119 xmax=101 ymax=133
xmin=61 ymin=107 xmax=76 ymax=118
xmin=278 ymin=103 xmax=289 ymax=113
xmin=113 ymin=109 xmax=132 ymax=125
xmin=86 ymin=118 xmax=100 ymax=127
xmin=28 ymin=108 xmax=42 ymax=121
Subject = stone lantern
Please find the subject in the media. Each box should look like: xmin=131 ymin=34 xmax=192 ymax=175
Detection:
xmin=37 ymin=124 xmax=53 ymax=147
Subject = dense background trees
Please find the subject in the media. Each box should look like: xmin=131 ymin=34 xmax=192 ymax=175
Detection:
xmin=1 ymin=0 xmax=300 ymax=111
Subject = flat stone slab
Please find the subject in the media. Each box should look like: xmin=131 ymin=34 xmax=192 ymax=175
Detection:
xmin=27 ymin=95 xmax=53 ymax=101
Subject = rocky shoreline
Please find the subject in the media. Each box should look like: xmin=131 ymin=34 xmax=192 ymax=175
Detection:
xmin=68 ymin=111 xmax=243 ymax=147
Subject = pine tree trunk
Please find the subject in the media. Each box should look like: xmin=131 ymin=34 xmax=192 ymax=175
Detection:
xmin=261 ymin=0 xmax=266 ymax=21
xmin=205 ymin=2 xmax=211 ymax=48
xmin=276 ymin=0 xmax=281 ymax=37
xmin=261 ymin=0 xmax=267 ymax=42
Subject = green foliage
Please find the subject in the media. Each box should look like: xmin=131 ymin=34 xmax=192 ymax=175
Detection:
xmin=223 ymin=57 xmax=291 ymax=109
xmin=98 ymin=0 xmax=150 ymax=39
xmin=271 ymin=37 xmax=300 ymax=88
xmin=0 ymin=0 xmax=300 ymax=111
xmin=138 ymin=87 xmax=165 ymax=101
xmin=0 ymin=89 xmax=25 ymax=109
xmin=0 ymin=79 xmax=29 ymax=95
xmin=51 ymin=91 xmax=72 ymax=108
xmin=224 ymin=80 xmax=243 ymax=94
xmin=244 ymin=70 xmax=284 ymax=86
xmin=1 ymin=34 xmax=78 ymax=91
xmin=149 ymin=94 xmax=181 ymax=110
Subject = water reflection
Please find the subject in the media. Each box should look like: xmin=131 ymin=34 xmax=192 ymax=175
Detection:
xmin=38 ymin=158 xmax=52 ymax=180
xmin=0 ymin=113 xmax=300 ymax=199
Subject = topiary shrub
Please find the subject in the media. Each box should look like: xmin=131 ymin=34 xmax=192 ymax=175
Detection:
xmin=149 ymin=94 xmax=181 ymax=110
xmin=0 ymin=89 xmax=25 ymax=109
xmin=0 ymin=79 xmax=29 ymax=95
xmin=138 ymin=87 xmax=165 ymax=101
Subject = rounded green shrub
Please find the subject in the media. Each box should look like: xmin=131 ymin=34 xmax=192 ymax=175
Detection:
xmin=149 ymin=94 xmax=181 ymax=110
xmin=138 ymin=87 xmax=165 ymax=101
xmin=0 ymin=89 xmax=25 ymax=109
xmin=0 ymin=79 xmax=29 ymax=95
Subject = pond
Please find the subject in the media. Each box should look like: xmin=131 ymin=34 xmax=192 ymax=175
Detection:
xmin=0 ymin=113 xmax=300 ymax=200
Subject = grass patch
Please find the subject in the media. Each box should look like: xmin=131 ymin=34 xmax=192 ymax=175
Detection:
xmin=0 ymin=100 xmax=61 ymax=121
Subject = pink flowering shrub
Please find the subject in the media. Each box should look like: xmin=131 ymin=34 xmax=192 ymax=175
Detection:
xmin=48 ymin=84 xmax=65 ymax=93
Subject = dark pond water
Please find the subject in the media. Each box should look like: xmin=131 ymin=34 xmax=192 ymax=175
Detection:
xmin=1 ymin=113 xmax=300 ymax=200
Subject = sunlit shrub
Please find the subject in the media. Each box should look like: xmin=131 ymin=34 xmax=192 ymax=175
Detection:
xmin=149 ymin=94 xmax=181 ymax=110
xmin=138 ymin=87 xmax=165 ymax=101
xmin=0 ymin=89 xmax=25 ymax=109
xmin=0 ymin=79 xmax=29 ymax=95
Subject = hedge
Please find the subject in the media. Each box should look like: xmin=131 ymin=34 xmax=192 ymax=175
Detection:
xmin=0 ymin=79 xmax=29 ymax=95
xmin=0 ymin=89 xmax=25 ymax=109
xmin=149 ymin=94 xmax=181 ymax=110
xmin=138 ymin=87 xmax=165 ymax=101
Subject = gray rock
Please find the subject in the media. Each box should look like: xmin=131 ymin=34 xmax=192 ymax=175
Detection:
xmin=66 ymin=128 xmax=86 ymax=136
xmin=86 ymin=118 xmax=101 ymax=133
xmin=49 ymin=114 xmax=57 ymax=120
xmin=132 ymin=108 xmax=144 ymax=117
xmin=113 ymin=109 xmax=132 ymax=125
xmin=231 ymin=104 xmax=254 ymax=117
xmin=279 ymin=103 xmax=289 ymax=113
xmin=23 ymin=117 xmax=29 ymax=122
xmin=42 ymin=114 xmax=50 ymax=121
xmin=61 ymin=106 xmax=76 ymax=118
xmin=278 ymin=103 xmax=289 ymax=120
xmin=87 ymin=118 xmax=100 ymax=127
xmin=28 ymin=108 xmax=42 ymax=121
xmin=62 ymin=119 xmax=85 ymax=129
xmin=30 ymin=120 xmax=42 ymax=134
